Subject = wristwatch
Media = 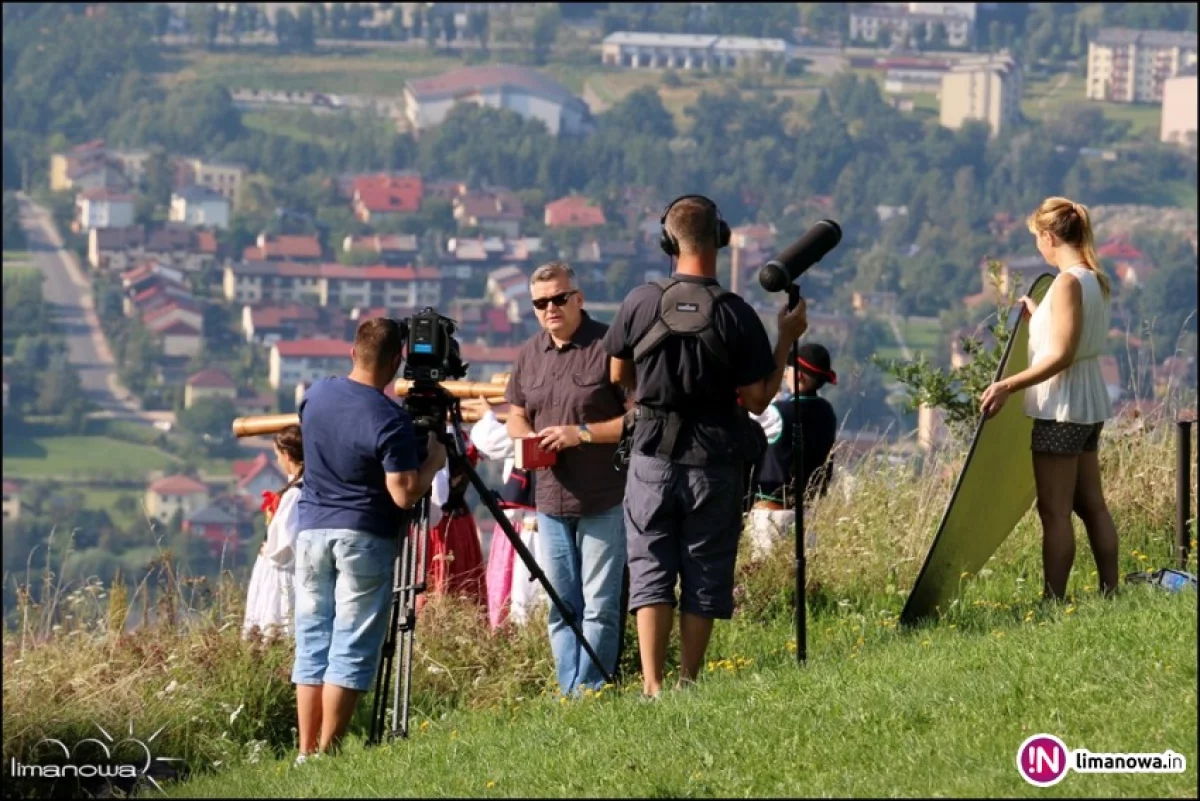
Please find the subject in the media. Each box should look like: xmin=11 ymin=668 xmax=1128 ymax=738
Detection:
xmin=578 ymin=423 xmax=593 ymax=444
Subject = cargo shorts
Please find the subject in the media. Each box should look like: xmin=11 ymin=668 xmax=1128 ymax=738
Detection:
xmin=623 ymin=453 xmax=745 ymax=619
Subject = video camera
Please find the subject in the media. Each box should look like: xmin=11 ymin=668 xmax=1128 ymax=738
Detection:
xmin=395 ymin=308 xmax=469 ymax=435
xmin=401 ymin=308 xmax=468 ymax=384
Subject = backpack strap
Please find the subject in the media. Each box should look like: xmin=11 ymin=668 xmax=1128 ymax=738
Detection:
xmin=631 ymin=277 xmax=677 ymax=363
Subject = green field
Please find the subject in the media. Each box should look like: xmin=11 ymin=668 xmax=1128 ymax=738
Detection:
xmin=901 ymin=317 xmax=944 ymax=352
xmin=1022 ymin=72 xmax=1162 ymax=139
xmin=241 ymin=109 xmax=344 ymax=148
xmin=171 ymin=590 xmax=1197 ymax=798
xmin=164 ymin=48 xmax=467 ymax=95
xmin=2 ymin=435 xmax=180 ymax=479
xmin=2 ymin=249 xmax=35 ymax=278
xmin=1164 ymin=180 xmax=1199 ymax=211
xmin=172 ymin=47 xmax=829 ymax=133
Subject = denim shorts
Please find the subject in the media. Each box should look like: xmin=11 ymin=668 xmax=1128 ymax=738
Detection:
xmin=292 ymin=528 xmax=398 ymax=692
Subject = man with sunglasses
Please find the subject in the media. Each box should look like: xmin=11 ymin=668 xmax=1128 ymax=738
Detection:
xmin=505 ymin=261 xmax=630 ymax=697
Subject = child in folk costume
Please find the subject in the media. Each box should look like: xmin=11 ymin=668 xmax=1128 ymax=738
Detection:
xmin=243 ymin=425 xmax=304 ymax=640
xmin=418 ymin=425 xmax=487 ymax=613
xmin=469 ymin=407 xmax=546 ymax=629
xmin=746 ymin=344 xmax=839 ymax=560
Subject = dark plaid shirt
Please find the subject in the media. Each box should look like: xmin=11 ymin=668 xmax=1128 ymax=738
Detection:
xmin=506 ymin=313 xmax=628 ymax=517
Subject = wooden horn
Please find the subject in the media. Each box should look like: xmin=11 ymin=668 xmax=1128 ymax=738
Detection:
xmin=232 ymin=413 xmax=299 ymax=438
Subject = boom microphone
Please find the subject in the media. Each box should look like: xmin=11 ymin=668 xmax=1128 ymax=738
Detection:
xmin=757 ymin=220 xmax=843 ymax=293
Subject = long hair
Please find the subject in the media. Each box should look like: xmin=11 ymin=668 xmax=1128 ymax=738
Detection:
xmin=1026 ymin=196 xmax=1111 ymax=298
xmin=273 ymin=424 xmax=304 ymax=496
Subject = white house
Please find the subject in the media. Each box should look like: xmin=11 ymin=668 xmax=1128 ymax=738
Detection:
xmin=601 ymin=32 xmax=793 ymax=71
xmin=169 ymin=186 xmax=231 ymax=230
xmin=404 ymin=65 xmax=591 ymax=136
xmin=145 ymin=475 xmax=210 ymax=522
xmin=148 ymin=318 xmax=204 ymax=358
xmin=269 ymin=339 xmax=354 ymax=390
xmin=75 ymin=188 xmax=135 ymax=232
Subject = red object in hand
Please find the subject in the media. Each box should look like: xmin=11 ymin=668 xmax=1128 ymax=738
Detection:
xmin=260 ymin=490 xmax=281 ymax=524
xmin=514 ymin=435 xmax=557 ymax=470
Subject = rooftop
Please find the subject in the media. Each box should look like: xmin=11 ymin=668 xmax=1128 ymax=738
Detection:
xmin=250 ymin=304 xmax=322 ymax=329
xmin=187 ymin=502 xmax=241 ymax=526
xmin=186 ymin=368 xmax=236 ymax=390
xmin=78 ymin=187 xmax=133 ymax=203
xmin=406 ymin=65 xmax=579 ymax=108
xmin=246 ymin=234 xmax=323 ymax=261
xmin=149 ymin=475 xmax=209 ymax=495
xmin=1092 ymin=27 xmax=1198 ymax=49
xmin=459 ymin=343 xmax=521 ymax=365
xmin=231 ymin=262 xmax=440 ymax=281
xmin=173 ymin=186 xmax=229 ymax=204
xmin=273 ymin=339 xmax=354 ymax=358
xmin=602 ymin=32 xmax=790 ymax=53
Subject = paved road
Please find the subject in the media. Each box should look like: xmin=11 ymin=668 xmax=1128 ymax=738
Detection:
xmin=15 ymin=194 xmax=175 ymax=430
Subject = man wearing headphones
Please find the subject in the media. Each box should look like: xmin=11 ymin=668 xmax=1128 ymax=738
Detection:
xmin=603 ymin=195 xmax=809 ymax=698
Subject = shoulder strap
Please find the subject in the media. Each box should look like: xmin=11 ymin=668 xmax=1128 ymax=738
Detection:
xmin=695 ymin=285 xmax=733 ymax=369
xmin=631 ymin=277 xmax=679 ymax=363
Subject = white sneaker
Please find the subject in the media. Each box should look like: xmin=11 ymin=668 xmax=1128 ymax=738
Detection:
xmin=293 ymin=752 xmax=321 ymax=768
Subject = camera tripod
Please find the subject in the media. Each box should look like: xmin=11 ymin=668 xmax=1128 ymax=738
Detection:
xmin=368 ymin=391 xmax=616 ymax=746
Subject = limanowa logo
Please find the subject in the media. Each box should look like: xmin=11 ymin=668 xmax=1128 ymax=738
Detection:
xmin=1017 ymin=733 xmax=1188 ymax=787
xmin=8 ymin=720 xmax=181 ymax=794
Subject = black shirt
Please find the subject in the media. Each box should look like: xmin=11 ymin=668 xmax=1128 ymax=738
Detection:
xmin=603 ymin=275 xmax=777 ymax=466
xmin=753 ymin=393 xmax=838 ymax=506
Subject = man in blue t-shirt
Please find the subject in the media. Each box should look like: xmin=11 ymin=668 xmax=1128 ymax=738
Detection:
xmin=292 ymin=318 xmax=445 ymax=764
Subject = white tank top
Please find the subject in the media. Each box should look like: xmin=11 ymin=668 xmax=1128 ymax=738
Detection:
xmin=1023 ymin=265 xmax=1112 ymax=424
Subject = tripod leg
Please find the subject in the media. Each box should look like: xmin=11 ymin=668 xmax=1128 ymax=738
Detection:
xmin=389 ymin=530 xmax=411 ymax=741
xmin=452 ymin=449 xmax=616 ymax=686
xmin=394 ymin=497 xmax=428 ymax=740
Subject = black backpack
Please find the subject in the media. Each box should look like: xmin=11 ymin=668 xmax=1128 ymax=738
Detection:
xmin=631 ymin=276 xmax=733 ymax=368
xmin=627 ymin=277 xmax=766 ymax=464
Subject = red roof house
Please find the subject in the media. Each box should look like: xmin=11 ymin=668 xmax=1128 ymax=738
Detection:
xmin=545 ymin=196 xmax=607 ymax=228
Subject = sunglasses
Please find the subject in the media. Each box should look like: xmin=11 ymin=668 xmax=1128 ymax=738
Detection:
xmin=531 ymin=291 xmax=577 ymax=311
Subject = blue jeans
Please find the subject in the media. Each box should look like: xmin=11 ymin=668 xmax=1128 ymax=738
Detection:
xmin=292 ymin=528 xmax=398 ymax=692
xmin=536 ymin=504 xmax=626 ymax=695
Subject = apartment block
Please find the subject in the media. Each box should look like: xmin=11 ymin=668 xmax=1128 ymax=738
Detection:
xmin=939 ymin=51 xmax=1022 ymax=137
xmin=849 ymin=3 xmax=977 ymax=50
xmin=1087 ymin=28 xmax=1197 ymax=104
xmin=1161 ymin=67 xmax=1198 ymax=144
xmin=223 ymin=262 xmax=442 ymax=309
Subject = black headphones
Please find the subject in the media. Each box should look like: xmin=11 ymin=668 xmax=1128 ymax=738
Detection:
xmin=659 ymin=194 xmax=731 ymax=257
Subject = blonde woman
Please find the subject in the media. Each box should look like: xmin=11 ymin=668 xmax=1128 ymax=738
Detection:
xmin=980 ymin=197 xmax=1118 ymax=601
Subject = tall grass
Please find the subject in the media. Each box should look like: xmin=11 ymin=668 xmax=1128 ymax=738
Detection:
xmin=3 ymin=403 xmax=1195 ymax=797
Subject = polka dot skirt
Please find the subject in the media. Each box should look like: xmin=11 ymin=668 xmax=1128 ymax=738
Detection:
xmin=1031 ymin=419 xmax=1104 ymax=455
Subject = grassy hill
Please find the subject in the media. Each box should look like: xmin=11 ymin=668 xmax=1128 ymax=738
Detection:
xmin=3 ymin=408 xmax=1196 ymax=798
xmin=170 ymin=592 xmax=1197 ymax=798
